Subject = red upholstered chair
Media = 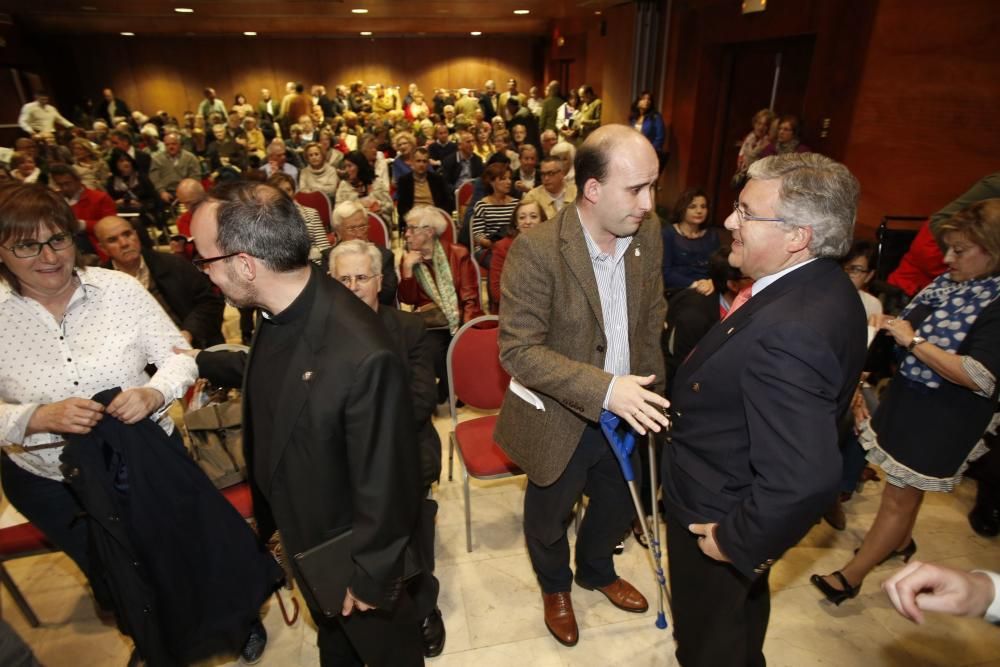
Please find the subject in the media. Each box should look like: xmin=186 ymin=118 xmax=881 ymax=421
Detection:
xmin=446 ymin=315 xmax=522 ymax=552
xmin=367 ymin=212 xmax=390 ymax=249
xmin=0 ymin=482 xmax=255 ymax=627
xmin=294 ymin=191 xmax=332 ymax=233
xmin=437 ymin=209 xmax=457 ymax=246
xmin=455 ymin=181 xmax=474 ymax=225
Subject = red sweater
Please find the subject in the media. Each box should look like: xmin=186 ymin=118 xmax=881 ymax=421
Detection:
xmin=72 ymin=188 xmax=117 ymax=261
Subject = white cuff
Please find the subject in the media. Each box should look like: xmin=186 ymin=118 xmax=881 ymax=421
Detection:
xmin=602 ymin=376 xmax=618 ymax=411
xmin=973 ymin=570 xmax=1000 ymax=623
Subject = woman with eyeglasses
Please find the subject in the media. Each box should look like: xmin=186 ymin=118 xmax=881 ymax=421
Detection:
xmin=399 ymin=205 xmax=483 ymax=403
xmin=0 ymin=182 xmax=197 ymax=622
xmin=812 ymin=200 xmax=1000 ymax=605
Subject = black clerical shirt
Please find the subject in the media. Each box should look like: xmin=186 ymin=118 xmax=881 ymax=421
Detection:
xmin=246 ymin=269 xmax=317 ymax=489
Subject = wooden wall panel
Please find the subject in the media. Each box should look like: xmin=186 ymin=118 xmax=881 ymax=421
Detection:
xmin=841 ymin=0 xmax=1000 ymax=235
xmin=42 ymin=35 xmax=543 ymax=119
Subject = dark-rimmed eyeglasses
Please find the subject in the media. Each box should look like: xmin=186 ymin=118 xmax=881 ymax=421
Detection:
xmin=2 ymin=232 xmax=74 ymax=258
xmin=732 ymin=201 xmax=784 ymax=226
xmin=192 ymin=252 xmax=240 ymax=272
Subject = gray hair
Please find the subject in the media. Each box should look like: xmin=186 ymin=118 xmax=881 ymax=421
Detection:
xmin=329 ymin=239 xmax=382 ymax=277
xmin=405 ymin=206 xmax=449 ymax=236
xmin=332 ymin=200 xmax=367 ymax=229
xmin=747 ymin=153 xmax=859 ymax=259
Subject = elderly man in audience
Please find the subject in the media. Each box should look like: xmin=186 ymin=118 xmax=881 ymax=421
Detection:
xmin=172 ymin=177 xmax=205 ymax=238
xmin=149 ymin=132 xmax=201 ymax=205
xmin=196 ymin=87 xmax=227 ymax=121
xmin=513 ymin=144 xmax=540 ymax=195
xmin=499 ymin=78 xmax=527 ymax=112
xmin=18 ymin=91 xmax=74 ymax=138
xmin=328 ymin=239 xmax=446 ymax=658
xmin=333 ymin=200 xmax=397 ymax=306
xmin=397 ymin=147 xmax=453 ymax=224
xmin=522 ymin=155 xmax=577 ymax=221
xmin=109 ymin=129 xmax=152 ymax=174
xmin=97 ymin=87 xmax=131 ymax=125
xmin=95 ymin=215 xmax=224 ymax=348
xmin=441 ymin=130 xmax=483 ymax=192
xmin=49 ymin=163 xmax=117 ymax=260
xmin=479 ymin=80 xmax=500 ymax=122
xmin=262 ymin=141 xmax=299 ymax=181
xmin=540 ymin=129 xmax=559 ymax=158
xmin=454 ymin=88 xmax=479 ymax=118
xmin=575 ymin=85 xmax=603 ymax=142
xmin=427 ymin=123 xmax=456 ymax=167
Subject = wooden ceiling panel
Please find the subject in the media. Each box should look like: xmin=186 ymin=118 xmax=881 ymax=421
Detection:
xmin=2 ymin=0 xmax=623 ymax=36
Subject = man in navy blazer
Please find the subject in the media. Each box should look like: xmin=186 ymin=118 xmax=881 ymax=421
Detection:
xmin=661 ymin=153 xmax=867 ymax=666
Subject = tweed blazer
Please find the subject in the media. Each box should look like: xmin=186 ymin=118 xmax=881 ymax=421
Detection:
xmin=495 ymin=204 xmax=666 ymax=486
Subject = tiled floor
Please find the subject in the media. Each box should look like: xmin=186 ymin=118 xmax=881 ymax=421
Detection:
xmin=3 ymin=406 xmax=999 ymax=666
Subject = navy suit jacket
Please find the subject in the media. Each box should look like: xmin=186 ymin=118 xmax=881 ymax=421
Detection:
xmin=662 ymin=258 xmax=866 ymax=579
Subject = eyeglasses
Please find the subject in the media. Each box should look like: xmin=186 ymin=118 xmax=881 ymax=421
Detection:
xmin=404 ymin=225 xmax=434 ymax=234
xmin=843 ymin=265 xmax=870 ymax=276
xmin=336 ymin=274 xmax=378 ymax=286
xmin=192 ymin=252 xmax=240 ymax=272
xmin=342 ymin=223 xmax=369 ymax=233
xmin=540 ymin=170 xmax=562 ymax=177
xmin=732 ymin=201 xmax=784 ymax=226
xmin=3 ymin=232 xmax=74 ymax=258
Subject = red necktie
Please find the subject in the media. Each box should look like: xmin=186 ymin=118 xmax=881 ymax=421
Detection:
xmin=723 ymin=285 xmax=753 ymax=320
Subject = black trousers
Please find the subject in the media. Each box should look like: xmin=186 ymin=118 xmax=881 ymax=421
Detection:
xmin=524 ymin=424 xmax=638 ymax=593
xmin=666 ymin=511 xmax=770 ymax=667
xmin=312 ymin=585 xmax=425 ymax=667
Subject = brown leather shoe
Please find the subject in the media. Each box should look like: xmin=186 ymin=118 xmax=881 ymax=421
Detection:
xmin=542 ymin=592 xmax=579 ymax=646
xmin=576 ymin=576 xmax=649 ymax=613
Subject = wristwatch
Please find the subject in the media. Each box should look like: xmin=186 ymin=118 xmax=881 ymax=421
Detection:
xmin=907 ymin=336 xmax=927 ymax=352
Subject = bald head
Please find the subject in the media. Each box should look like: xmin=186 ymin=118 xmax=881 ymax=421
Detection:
xmin=176 ymin=178 xmax=206 ymax=207
xmin=575 ymin=124 xmax=654 ymax=193
xmin=95 ymin=216 xmax=142 ymax=270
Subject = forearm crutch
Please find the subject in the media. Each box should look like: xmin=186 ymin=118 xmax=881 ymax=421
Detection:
xmin=599 ymin=410 xmax=671 ymax=629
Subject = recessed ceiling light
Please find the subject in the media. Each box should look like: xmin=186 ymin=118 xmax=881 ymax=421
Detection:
xmin=360 ymin=31 xmax=372 ymax=36
xmin=120 ymin=31 xmax=135 ymax=36
xmin=513 ymin=9 xmax=530 ymax=15
xmin=470 ymin=31 xmax=482 ymax=36
xmin=243 ymin=31 xmax=257 ymax=36
xmin=174 ymin=7 xmax=194 ymax=13
xmin=594 ymin=10 xmax=602 ymax=15
xmin=351 ymin=8 xmax=368 ymax=13
xmin=81 ymin=5 xmax=98 ymax=10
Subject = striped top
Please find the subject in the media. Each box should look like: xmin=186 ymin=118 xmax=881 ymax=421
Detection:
xmin=580 ymin=217 xmax=632 ymax=382
xmin=296 ymin=202 xmax=332 ymax=264
xmin=470 ymin=199 xmax=519 ymax=244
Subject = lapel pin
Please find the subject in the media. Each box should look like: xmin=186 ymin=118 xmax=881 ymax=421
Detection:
xmin=302 ymin=371 xmax=314 ymax=381
xmin=635 ymin=247 xmax=641 ymax=257
xmin=726 ymin=327 xmax=735 ymax=335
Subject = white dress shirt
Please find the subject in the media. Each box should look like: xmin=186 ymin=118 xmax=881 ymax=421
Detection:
xmin=18 ymin=101 xmax=74 ymax=135
xmin=0 ymin=267 xmax=198 ymax=480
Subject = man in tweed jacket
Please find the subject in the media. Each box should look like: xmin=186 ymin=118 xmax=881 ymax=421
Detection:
xmin=495 ymin=125 xmax=669 ymax=647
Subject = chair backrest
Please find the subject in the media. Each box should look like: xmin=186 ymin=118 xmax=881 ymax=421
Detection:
xmin=367 ymin=212 xmax=390 ymax=248
xmin=295 ymin=191 xmax=332 ymax=232
xmin=437 ymin=209 xmax=456 ymax=246
xmin=456 ymin=181 xmax=475 ymax=222
xmin=446 ymin=315 xmax=508 ymax=418
xmin=875 ymin=215 xmax=925 ymax=281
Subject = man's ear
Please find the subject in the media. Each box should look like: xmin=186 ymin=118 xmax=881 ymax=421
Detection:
xmin=786 ymin=225 xmax=812 ymax=254
xmin=583 ymin=177 xmax=601 ymax=205
xmin=236 ymin=254 xmax=257 ymax=281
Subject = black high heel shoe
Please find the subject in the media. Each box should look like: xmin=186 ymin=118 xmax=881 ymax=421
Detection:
xmin=854 ymin=539 xmax=917 ymax=566
xmin=810 ymin=571 xmax=861 ymax=605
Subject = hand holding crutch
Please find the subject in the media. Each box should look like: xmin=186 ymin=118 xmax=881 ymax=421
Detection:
xmin=599 ymin=410 xmax=672 ymax=629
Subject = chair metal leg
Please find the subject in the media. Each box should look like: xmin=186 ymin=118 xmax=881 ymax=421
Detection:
xmin=448 ymin=433 xmax=455 ymax=482
xmin=0 ymin=562 xmax=40 ymax=628
xmin=463 ymin=468 xmax=473 ymax=553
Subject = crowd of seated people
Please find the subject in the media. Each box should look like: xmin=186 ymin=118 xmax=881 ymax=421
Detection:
xmin=7 ymin=77 xmax=997 ymax=663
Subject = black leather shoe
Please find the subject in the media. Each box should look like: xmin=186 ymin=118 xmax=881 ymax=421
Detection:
xmin=810 ymin=571 xmax=860 ymax=606
xmin=421 ymin=607 xmax=446 ymax=658
xmin=240 ymin=618 xmax=267 ymax=665
xmin=969 ymin=504 xmax=1000 ymax=537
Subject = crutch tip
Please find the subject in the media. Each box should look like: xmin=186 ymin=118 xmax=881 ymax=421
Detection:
xmin=655 ymin=613 xmax=668 ymax=629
